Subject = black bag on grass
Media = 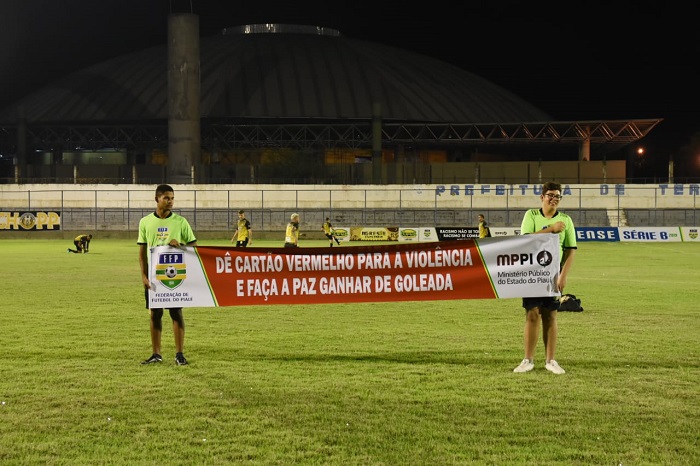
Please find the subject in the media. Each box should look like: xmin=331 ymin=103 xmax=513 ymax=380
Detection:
xmin=558 ymin=294 xmax=584 ymax=312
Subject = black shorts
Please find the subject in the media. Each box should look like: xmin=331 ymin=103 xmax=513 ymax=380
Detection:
xmin=284 ymin=242 xmax=298 ymax=248
xmin=236 ymin=239 xmax=249 ymax=247
xmin=324 ymin=233 xmax=334 ymax=240
xmin=144 ymin=288 xmax=182 ymax=311
xmin=522 ymin=296 xmax=559 ymax=312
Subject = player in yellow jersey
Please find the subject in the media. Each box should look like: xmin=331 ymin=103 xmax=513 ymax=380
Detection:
xmin=231 ymin=210 xmax=252 ymax=247
xmin=322 ymin=217 xmax=341 ymax=246
xmin=477 ymin=214 xmax=491 ymax=238
xmin=67 ymin=233 xmax=92 ymax=253
xmin=284 ymin=213 xmax=300 ymax=247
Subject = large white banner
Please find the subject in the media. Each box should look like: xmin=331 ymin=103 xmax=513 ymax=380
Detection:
xmin=147 ymin=234 xmax=561 ymax=308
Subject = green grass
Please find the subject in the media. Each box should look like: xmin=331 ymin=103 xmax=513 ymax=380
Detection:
xmin=1 ymin=239 xmax=699 ymax=465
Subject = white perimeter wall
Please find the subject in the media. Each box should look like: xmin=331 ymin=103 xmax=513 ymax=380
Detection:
xmin=0 ymin=183 xmax=698 ymax=210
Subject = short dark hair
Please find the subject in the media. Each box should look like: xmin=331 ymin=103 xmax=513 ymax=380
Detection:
xmin=238 ymin=210 xmax=245 ymax=214
xmin=155 ymin=184 xmax=174 ymax=197
xmin=542 ymin=181 xmax=562 ymax=193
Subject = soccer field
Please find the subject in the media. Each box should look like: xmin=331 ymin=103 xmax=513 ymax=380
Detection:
xmin=1 ymin=239 xmax=698 ymax=465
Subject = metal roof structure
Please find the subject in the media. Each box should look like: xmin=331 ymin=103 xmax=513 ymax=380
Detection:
xmin=0 ymin=24 xmax=661 ymax=154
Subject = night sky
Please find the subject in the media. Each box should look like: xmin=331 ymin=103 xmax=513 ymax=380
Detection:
xmin=1 ymin=0 xmax=697 ymax=179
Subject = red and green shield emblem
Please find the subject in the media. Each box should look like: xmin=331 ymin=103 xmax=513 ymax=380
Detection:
xmin=155 ymin=252 xmax=186 ymax=290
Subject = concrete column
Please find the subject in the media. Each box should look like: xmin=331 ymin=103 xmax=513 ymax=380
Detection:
xmin=167 ymin=13 xmax=201 ymax=184
xmin=372 ymin=102 xmax=382 ymax=184
xmin=17 ymin=107 xmax=27 ymax=181
xmin=578 ymin=138 xmax=591 ymax=161
xmin=602 ymin=157 xmax=607 ymax=183
xmin=578 ymin=126 xmax=591 ymax=161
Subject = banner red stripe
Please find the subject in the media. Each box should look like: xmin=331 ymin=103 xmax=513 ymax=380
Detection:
xmin=196 ymin=241 xmax=495 ymax=306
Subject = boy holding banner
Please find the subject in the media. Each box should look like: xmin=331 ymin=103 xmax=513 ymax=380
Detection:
xmin=514 ymin=181 xmax=577 ymax=375
xmin=138 ymin=184 xmax=197 ymax=366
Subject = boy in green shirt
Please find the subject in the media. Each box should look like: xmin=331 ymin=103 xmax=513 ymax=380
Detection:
xmin=513 ymin=181 xmax=577 ymax=375
xmin=137 ymin=184 xmax=197 ymax=366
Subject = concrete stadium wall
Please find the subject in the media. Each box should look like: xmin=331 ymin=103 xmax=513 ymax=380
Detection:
xmin=1 ymin=182 xmax=698 ymax=238
xmin=2 ymin=182 xmax=698 ymax=209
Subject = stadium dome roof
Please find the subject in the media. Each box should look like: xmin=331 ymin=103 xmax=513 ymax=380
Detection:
xmin=0 ymin=24 xmax=552 ymax=124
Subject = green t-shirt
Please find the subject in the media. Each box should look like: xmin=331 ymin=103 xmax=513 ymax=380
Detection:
xmin=137 ymin=212 xmax=196 ymax=248
xmin=520 ymin=208 xmax=577 ymax=262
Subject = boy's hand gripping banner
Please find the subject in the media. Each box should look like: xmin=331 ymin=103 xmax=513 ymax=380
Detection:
xmin=147 ymin=234 xmax=561 ymax=308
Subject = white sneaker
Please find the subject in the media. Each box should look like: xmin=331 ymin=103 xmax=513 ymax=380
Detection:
xmin=545 ymin=360 xmax=566 ymax=374
xmin=513 ymin=359 xmax=534 ymax=373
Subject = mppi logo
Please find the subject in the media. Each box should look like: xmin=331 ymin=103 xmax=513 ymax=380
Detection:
xmin=536 ymin=250 xmax=553 ymax=266
xmin=689 ymin=229 xmax=698 ymax=240
xmin=497 ymin=250 xmax=553 ymax=267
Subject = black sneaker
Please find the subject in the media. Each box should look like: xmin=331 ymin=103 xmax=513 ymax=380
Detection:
xmin=141 ymin=353 xmax=163 ymax=365
xmin=175 ymin=353 xmax=188 ymax=366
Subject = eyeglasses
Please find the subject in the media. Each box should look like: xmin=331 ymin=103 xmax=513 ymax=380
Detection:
xmin=544 ymin=193 xmax=563 ymax=200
